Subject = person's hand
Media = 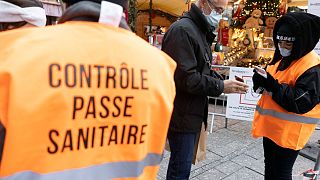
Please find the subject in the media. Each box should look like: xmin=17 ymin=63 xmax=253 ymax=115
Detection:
xmin=252 ymin=70 xmax=279 ymax=92
xmin=223 ymin=79 xmax=249 ymax=94
xmin=252 ymin=71 xmax=266 ymax=92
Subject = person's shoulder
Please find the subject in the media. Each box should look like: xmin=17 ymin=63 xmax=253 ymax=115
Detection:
xmin=169 ymin=17 xmax=195 ymax=31
xmin=0 ymin=27 xmax=44 ymax=58
xmin=166 ymin=18 xmax=198 ymax=41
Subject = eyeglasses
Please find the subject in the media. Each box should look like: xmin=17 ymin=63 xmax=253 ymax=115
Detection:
xmin=207 ymin=0 xmax=225 ymax=15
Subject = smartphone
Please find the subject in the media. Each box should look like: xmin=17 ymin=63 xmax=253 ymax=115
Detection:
xmin=235 ymin=76 xmax=244 ymax=82
xmin=254 ymin=66 xmax=267 ymax=79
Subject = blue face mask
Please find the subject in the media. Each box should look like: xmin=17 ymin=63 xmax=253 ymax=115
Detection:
xmin=278 ymin=47 xmax=292 ymax=57
xmin=205 ymin=11 xmax=222 ymax=29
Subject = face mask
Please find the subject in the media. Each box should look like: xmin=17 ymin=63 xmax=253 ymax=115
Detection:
xmin=278 ymin=47 xmax=292 ymax=57
xmin=204 ymin=11 xmax=222 ymax=29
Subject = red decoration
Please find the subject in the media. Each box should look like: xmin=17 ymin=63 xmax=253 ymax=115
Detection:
xmin=232 ymin=0 xmax=245 ymax=19
xmin=218 ymin=28 xmax=229 ymax=46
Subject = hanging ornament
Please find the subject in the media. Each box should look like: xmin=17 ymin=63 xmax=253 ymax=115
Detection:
xmin=232 ymin=0 xmax=245 ymax=20
xmin=279 ymin=0 xmax=288 ymax=15
xmin=252 ymin=2 xmax=258 ymax=9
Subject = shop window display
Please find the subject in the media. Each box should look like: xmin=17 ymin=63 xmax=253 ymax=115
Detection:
xmin=212 ymin=0 xmax=285 ymax=68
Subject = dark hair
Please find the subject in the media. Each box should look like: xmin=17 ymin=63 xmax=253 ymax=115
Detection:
xmin=0 ymin=0 xmax=44 ymax=31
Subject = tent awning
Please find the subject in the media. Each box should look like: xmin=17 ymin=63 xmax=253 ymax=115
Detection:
xmin=287 ymin=0 xmax=308 ymax=7
xmin=137 ymin=0 xmax=189 ymax=17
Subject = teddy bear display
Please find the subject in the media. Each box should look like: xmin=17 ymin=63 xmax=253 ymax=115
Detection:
xmin=264 ymin=17 xmax=277 ymax=37
xmin=263 ymin=17 xmax=277 ymax=48
xmin=243 ymin=9 xmax=263 ymax=30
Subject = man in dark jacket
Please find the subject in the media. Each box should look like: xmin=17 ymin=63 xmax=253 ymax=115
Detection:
xmin=162 ymin=0 xmax=248 ymax=179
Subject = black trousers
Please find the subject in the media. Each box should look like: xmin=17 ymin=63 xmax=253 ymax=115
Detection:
xmin=263 ymin=137 xmax=300 ymax=180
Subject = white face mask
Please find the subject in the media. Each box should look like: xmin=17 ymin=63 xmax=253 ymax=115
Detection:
xmin=278 ymin=47 xmax=292 ymax=57
xmin=205 ymin=11 xmax=222 ymax=29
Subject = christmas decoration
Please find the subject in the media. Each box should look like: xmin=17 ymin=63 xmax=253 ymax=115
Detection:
xmin=237 ymin=56 xmax=271 ymax=68
xmin=233 ymin=0 xmax=281 ymax=27
xmin=223 ymin=47 xmax=248 ymax=66
xmin=217 ymin=19 xmax=232 ymax=46
xmin=242 ymin=9 xmax=263 ymax=30
xmin=232 ymin=0 xmax=245 ymax=21
xmin=264 ymin=16 xmax=277 ymax=37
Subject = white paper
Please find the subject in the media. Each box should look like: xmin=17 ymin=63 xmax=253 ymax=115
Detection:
xmin=226 ymin=67 xmax=261 ymax=121
xmin=308 ymin=0 xmax=320 ymax=55
xmin=99 ymin=1 xmax=123 ymax=27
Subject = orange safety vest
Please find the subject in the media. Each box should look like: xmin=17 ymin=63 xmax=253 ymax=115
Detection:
xmin=0 ymin=22 xmax=176 ymax=179
xmin=252 ymin=51 xmax=320 ymax=150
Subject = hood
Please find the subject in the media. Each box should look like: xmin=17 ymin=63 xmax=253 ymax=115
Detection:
xmin=63 ymin=0 xmax=128 ymax=10
xmin=58 ymin=1 xmax=130 ymax=30
xmin=270 ymin=12 xmax=320 ymax=70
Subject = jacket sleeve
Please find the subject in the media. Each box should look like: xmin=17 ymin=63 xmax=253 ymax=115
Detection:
xmin=162 ymin=26 xmax=224 ymax=97
xmin=272 ymin=65 xmax=320 ymax=114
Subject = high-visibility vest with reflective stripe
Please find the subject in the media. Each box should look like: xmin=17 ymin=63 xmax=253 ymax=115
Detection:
xmin=0 ymin=22 xmax=176 ymax=179
xmin=252 ymin=51 xmax=320 ymax=150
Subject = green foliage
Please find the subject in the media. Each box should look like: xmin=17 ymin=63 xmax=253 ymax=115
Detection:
xmin=128 ymin=0 xmax=137 ymax=32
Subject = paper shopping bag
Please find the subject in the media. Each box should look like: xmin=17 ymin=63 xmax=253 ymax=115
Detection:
xmin=192 ymin=123 xmax=207 ymax=165
xmin=164 ymin=138 xmax=170 ymax=152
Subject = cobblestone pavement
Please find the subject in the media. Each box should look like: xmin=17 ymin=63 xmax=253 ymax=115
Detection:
xmin=157 ymin=105 xmax=319 ymax=180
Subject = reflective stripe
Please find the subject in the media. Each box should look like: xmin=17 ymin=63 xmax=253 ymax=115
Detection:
xmin=256 ymin=105 xmax=319 ymax=124
xmin=1 ymin=153 xmax=162 ymax=180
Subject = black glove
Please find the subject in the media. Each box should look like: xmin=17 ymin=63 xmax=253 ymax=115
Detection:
xmin=252 ymin=69 xmax=279 ymax=92
xmin=252 ymin=71 xmax=266 ymax=92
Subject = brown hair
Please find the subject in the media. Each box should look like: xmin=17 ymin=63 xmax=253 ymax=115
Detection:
xmin=0 ymin=0 xmax=44 ymax=31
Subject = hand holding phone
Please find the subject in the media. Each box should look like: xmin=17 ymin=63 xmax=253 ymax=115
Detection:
xmin=235 ymin=76 xmax=244 ymax=82
xmin=254 ymin=66 xmax=267 ymax=79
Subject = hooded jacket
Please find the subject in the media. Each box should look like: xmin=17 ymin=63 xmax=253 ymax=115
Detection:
xmin=59 ymin=1 xmax=131 ymax=30
xmin=269 ymin=12 xmax=320 ymax=114
xmin=0 ymin=1 xmax=177 ymax=179
xmin=0 ymin=0 xmax=132 ymax=162
xmin=162 ymin=4 xmax=224 ymax=133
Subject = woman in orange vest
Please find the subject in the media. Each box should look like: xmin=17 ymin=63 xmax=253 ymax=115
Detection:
xmin=0 ymin=0 xmax=176 ymax=179
xmin=252 ymin=12 xmax=320 ymax=180
xmin=0 ymin=0 xmax=46 ymax=31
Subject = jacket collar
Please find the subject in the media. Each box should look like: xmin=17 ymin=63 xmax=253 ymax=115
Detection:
xmin=58 ymin=1 xmax=131 ymax=30
xmin=183 ymin=4 xmax=216 ymax=44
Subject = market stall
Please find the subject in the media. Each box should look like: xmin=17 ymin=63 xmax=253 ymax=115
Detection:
xmin=134 ymin=0 xmax=189 ymax=44
xmin=212 ymin=0 xmax=289 ymax=68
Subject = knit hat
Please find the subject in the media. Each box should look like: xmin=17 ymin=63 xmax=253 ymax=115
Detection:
xmin=276 ymin=23 xmax=296 ymax=42
xmin=63 ymin=0 xmax=128 ymax=10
